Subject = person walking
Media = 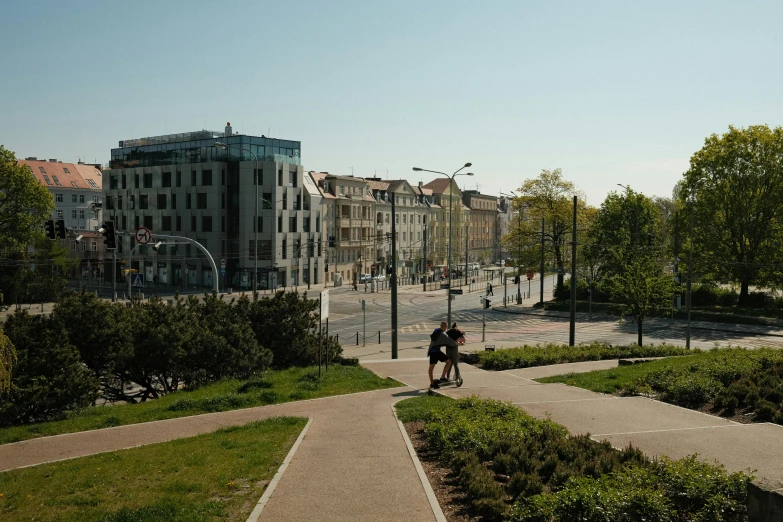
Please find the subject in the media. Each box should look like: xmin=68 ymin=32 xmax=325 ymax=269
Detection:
xmin=487 ymin=282 xmax=493 ymax=296
xmin=444 ymin=322 xmax=465 ymax=383
xmin=427 ymin=321 xmax=457 ymax=389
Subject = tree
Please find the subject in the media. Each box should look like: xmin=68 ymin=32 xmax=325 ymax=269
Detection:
xmin=0 ymin=326 xmax=15 ymax=397
xmin=681 ymin=125 xmax=783 ymax=305
xmin=503 ymin=169 xmax=589 ymax=295
xmin=589 ymin=188 xmax=675 ymax=345
xmin=0 ymin=146 xmax=53 ymax=254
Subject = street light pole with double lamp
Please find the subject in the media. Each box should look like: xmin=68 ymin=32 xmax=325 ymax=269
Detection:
xmin=412 ymin=164 xmax=473 ymax=326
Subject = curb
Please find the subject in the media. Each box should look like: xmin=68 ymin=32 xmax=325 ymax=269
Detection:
xmin=392 ymin=401 xmax=447 ymax=522
xmin=245 ymin=417 xmax=313 ymax=522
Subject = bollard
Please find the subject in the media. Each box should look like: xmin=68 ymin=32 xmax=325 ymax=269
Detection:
xmin=336 ymin=333 xmax=339 ymax=343
xmin=356 ymin=332 xmax=359 ymax=345
xmin=378 ymin=330 xmax=381 ymax=343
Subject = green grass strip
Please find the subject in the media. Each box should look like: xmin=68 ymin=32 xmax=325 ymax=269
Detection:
xmin=478 ymin=342 xmax=690 ymax=371
xmin=0 ymin=365 xmax=399 ymax=445
xmin=0 ymin=417 xmax=307 ymax=522
xmin=539 ymin=347 xmax=783 ymax=424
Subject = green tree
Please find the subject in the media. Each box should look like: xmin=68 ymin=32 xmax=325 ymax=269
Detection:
xmin=681 ymin=125 xmax=783 ymax=305
xmin=0 ymin=326 xmax=15 ymax=397
xmin=0 ymin=146 xmax=53 ymax=254
xmin=588 ymin=189 xmax=676 ymax=345
xmin=503 ymin=169 xmax=590 ymax=295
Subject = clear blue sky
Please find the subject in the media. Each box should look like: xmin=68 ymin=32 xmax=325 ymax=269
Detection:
xmin=2 ymin=0 xmax=782 ymax=205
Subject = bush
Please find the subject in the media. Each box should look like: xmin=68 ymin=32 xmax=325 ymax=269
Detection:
xmin=406 ymin=396 xmax=751 ymax=522
xmin=478 ymin=342 xmax=690 ymax=371
xmin=690 ymin=284 xmax=738 ymax=307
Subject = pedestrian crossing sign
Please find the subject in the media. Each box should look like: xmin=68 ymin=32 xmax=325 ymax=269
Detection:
xmin=132 ymin=274 xmax=145 ymax=288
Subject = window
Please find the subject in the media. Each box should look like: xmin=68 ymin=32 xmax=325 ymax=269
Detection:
xmin=139 ymin=195 xmax=148 ymax=209
xmin=202 ymin=170 xmax=212 ymax=186
xmin=109 ymin=175 xmax=118 ymax=189
xmin=122 ymin=215 xmax=127 ymax=229
xmin=402 ymin=214 xmax=406 ymax=224
xmin=221 ymin=216 xmax=225 ymax=232
xmin=143 ymin=215 xmax=152 ymax=229
xmin=202 ymin=216 xmax=212 ymax=232
xmin=257 ymin=215 xmax=263 ymax=233
xmin=162 ymin=216 xmax=172 ymax=231
xmin=191 ymin=215 xmax=197 ymax=232
xmin=186 ymin=193 xmax=191 ymax=209
xmin=191 ymin=171 xmax=197 ymax=185
xmin=402 ymin=232 xmax=406 ymax=241
xmin=72 ymin=194 xmax=77 ymax=203
xmin=157 ymin=194 xmax=167 ymax=209
xmin=117 ymin=195 xmax=123 ymax=210
xmin=92 ymin=241 xmax=97 ymax=252
xmin=176 ymin=215 xmax=181 ymax=231
xmin=221 ymin=193 xmax=225 ymax=210
xmin=71 ymin=241 xmax=76 ymax=251
xmin=143 ymin=173 xmax=152 ymax=188
xmin=289 ymin=216 xmax=297 ymax=232
xmin=289 ymin=171 xmax=296 ymax=187
xmin=278 ymin=215 xmax=283 ymax=233
xmin=55 ymin=193 xmax=63 ymax=202
xmin=39 ymin=167 xmax=46 ymax=174
xmin=79 ymin=210 xmax=85 ymax=219
xmin=262 ymin=192 xmax=272 ymax=208
xmin=282 ymin=238 xmax=287 ymax=259
xmin=42 ymin=175 xmax=53 ymax=186
xmin=171 ymin=194 xmax=177 ymax=209
xmin=134 ymin=215 xmax=139 ymax=229
xmin=196 ymin=193 xmax=207 ymax=209
xmin=162 ymin=172 xmax=171 ymax=187
xmin=303 ymin=217 xmax=310 ymax=232
xmin=86 ymin=179 xmax=98 ymax=189
xmin=385 ymin=213 xmax=389 ymax=224
xmin=71 ymin=210 xmax=77 ymax=219
xmin=282 ymin=193 xmax=287 ymax=210
xmin=79 ymin=194 xmax=84 ymax=203
xmin=417 ymin=215 xmax=421 ymax=224
xmin=278 ymin=169 xmax=283 ymax=186
xmin=81 ymin=239 xmax=87 ymax=251
xmin=134 ymin=174 xmax=139 ymax=188
xmin=106 ymin=196 xmax=114 ymax=210
xmin=71 ymin=181 xmax=78 ymax=188
xmin=176 ymin=171 xmax=181 ymax=187
xmin=121 ymin=174 xmax=126 ymax=189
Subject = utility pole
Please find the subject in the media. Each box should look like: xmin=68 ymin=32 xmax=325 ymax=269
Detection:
xmin=422 ymin=229 xmax=427 ymax=291
xmin=569 ymin=196 xmax=577 ymax=347
xmin=391 ymin=191 xmax=398 ymax=359
xmin=686 ymin=201 xmax=693 ymax=349
xmin=464 ymin=224 xmax=469 ymax=286
xmin=539 ymin=217 xmax=545 ymax=304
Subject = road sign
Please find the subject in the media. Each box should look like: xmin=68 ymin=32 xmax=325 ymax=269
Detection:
xmin=440 ymin=283 xmax=450 ymax=289
xmin=361 ymin=299 xmax=366 ymax=311
xmin=135 ymin=227 xmax=151 ymax=245
xmin=221 ymin=258 xmax=226 ymax=267
xmin=131 ymin=273 xmax=145 ymax=288
xmin=449 ymin=289 xmax=463 ymax=295
xmin=220 ymin=267 xmax=226 ymax=276
xmin=320 ymin=289 xmax=329 ymax=320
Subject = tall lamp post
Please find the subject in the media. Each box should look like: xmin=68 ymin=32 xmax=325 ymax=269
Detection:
xmin=412 ymin=164 xmax=473 ymax=326
xmin=213 ymin=142 xmax=259 ymax=299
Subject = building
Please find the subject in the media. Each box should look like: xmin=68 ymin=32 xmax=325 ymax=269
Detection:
xmin=462 ymin=190 xmax=499 ymax=266
xmin=19 ymin=158 xmax=104 ymax=278
xmin=103 ymin=124 xmax=322 ymax=290
xmin=312 ymin=173 xmax=375 ymax=285
xmin=421 ymin=178 xmax=471 ymax=269
xmin=497 ymin=195 xmax=516 ymax=263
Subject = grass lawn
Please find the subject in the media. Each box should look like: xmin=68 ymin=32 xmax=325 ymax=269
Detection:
xmin=539 ymin=348 xmax=783 ymax=424
xmin=0 ymin=417 xmax=306 ymax=521
xmin=0 ymin=365 xmax=400 ymax=445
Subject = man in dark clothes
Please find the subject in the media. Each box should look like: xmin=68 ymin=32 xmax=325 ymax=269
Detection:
xmin=444 ymin=322 xmax=465 ymax=382
xmin=427 ymin=321 xmax=456 ymax=389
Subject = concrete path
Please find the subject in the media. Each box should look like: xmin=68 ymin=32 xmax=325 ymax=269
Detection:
xmin=0 ymin=387 xmax=441 ymax=522
xmin=364 ymin=358 xmax=783 ymax=489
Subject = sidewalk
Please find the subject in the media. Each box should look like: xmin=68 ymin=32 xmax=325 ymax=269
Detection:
xmin=364 ymin=359 xmax=783 ymax=490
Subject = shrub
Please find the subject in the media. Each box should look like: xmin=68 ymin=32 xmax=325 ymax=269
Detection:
xmin=478 ymin=342 xmax=689 ymax=371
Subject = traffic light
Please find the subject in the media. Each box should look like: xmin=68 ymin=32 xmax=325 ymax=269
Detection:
xmin=55 ymin=219 xmax=66 ymax=239
xmin=44 ymin=219 xmax=55 ymax=240
xmin=328 ymin=236 xmax=336 ymax=248
xmin=102 ymin=221 xmax=117 ymax=250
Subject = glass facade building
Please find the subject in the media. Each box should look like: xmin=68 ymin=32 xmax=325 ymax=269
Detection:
xmin=111 ymin=131 xmax=301 ymax=169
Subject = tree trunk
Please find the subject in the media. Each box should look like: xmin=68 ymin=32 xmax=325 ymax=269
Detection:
xmin=637 ymin=318 xmax=643 ymax=347
xmin=739 ymin=281 xmax=750 ymax=306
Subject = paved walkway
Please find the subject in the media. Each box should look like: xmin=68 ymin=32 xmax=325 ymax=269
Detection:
xmin=3 ymin=357 xmax=782 ymax=520
xmin=363 ymin=358 xmax=783 ymax=490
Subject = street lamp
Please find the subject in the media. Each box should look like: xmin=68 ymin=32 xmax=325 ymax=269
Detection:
xmin=213 ymin=142 xmax=260 ymax=299
xmin=617 ymin=183 xmax=629 ymax=190
xmin=412 ymin=163 xmax=473 ymax=326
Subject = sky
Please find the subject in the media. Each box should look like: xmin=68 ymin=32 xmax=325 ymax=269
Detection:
xmin=2 ymin=0 xmax=782 ymax=206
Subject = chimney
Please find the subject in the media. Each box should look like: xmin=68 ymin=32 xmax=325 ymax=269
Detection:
xmin=48 ymin=158 xmax=57 ymax=162
xmin=25 ymin=157 xmax=37 ymax=161
xmin=418 ymin=181 xmax=423 ymax=187
xmin=224 ymin=121 xmax=233 ymax=137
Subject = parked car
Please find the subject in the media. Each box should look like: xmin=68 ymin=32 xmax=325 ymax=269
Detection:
xmin=359 ymin=274 xmax=373 ymax=283
xmin=374 ymin=274 xmax=386 ymax=282
xmin=469 ymin=262 xmax=480 ymax=270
